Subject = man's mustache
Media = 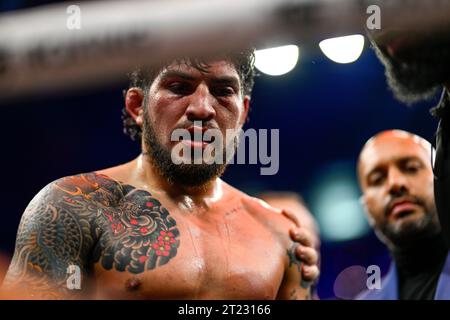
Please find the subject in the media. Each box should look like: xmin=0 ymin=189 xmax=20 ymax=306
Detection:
xmin=384 ymin=194 xmax=425 ymax=218
xmin=173 ymin=120 xmax=219 ymax=132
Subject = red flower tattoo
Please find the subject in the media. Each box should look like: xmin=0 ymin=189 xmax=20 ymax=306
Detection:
xmin=152 ymin=230 xmax=176 ymax=256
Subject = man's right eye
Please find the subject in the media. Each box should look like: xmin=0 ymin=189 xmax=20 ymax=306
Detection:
xmin=368 ymin=174 xmax=384 ymax=186
xmin=168 ymin=82 xmax=192 ymax=94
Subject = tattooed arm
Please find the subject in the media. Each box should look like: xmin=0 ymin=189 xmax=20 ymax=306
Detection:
xmin=276 ymin=243 xmax=311 ymax=300
xmin=1 ymin=176 xmax=99 ymax=299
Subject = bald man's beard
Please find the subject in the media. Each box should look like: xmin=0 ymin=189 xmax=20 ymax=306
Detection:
xmin=371 ymin=33 xmax=450 ymax=104
xmin=376 ymin=207 xmax=441 ymax=249
xmin=142 ymin=112 xmax=236 ymax=187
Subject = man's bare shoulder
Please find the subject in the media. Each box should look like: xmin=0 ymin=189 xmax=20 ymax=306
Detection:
xmin=245 ymin=196 xmax=295 ymax=229
xmin=221 ymin=181 xmax=294 ymax=231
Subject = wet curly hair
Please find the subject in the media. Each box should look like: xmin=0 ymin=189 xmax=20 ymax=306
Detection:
xmin=122 ymin=49 xmax=256 ymax=141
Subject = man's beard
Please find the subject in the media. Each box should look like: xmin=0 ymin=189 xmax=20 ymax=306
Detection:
xmin=376 ymin=208 xmax=441 ymax=249
xmin=142 ymin=113 xmax=235 ymax=188
xmin=371 ymin=33 xmax=450 ymax=104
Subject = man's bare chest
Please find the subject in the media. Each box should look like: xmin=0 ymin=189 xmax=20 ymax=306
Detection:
xmin=90 ymin=194 xmax=286 ymax=299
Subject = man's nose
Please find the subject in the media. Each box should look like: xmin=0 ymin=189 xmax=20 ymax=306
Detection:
xmin=387 ymin=168 xmax=408 ymax=196
xmin=185 ymin=84 xmax=216 ymax=122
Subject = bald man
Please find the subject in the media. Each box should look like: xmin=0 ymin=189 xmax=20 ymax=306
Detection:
xmin=356 ymin=130 xmax=450 ymax=300
xmin=367 ymin=19 xmax=450 ymax=247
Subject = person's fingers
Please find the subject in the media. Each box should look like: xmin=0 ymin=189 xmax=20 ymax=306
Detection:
xmin=289 ymin=227 xmax=313 ymax=248
xmin=302 ymin=265 xmax=320 ymax=283
xmin=281 ymin=208 xmax=301 ymax=227
xmin=296 ymin=246 xmax=318 ymax=265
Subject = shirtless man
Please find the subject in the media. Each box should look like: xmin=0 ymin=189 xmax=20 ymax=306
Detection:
xmin=1 ymin=51 xmax=315 ymax=299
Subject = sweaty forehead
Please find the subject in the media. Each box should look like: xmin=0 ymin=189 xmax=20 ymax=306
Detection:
xmin=158 ymin=60 xmax=240 ymax=81
xmin=358 ymin=133 xmax=431 ymax=178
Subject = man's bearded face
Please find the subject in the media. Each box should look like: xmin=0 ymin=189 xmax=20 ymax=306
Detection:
xmin=370 ymin=29 xmax=450 ymax=104
xmin=141 ymin=60 xmax=248 ymax=187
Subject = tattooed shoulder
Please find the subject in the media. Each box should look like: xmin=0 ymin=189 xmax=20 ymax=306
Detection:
xmin=2 ymin=172 xmax=121 ymax=297
xmin=2 ymin=172 xmax=180 ymax=297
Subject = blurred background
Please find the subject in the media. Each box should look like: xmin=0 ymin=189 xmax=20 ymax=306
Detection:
xmin=0 ymin=0 xmax=440 ymax=299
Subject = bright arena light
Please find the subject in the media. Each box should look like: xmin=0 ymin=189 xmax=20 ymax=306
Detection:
xmin=310 ymin=163 xmax=370 ymax=242
xmin=319 ymin=34 xmax=365 ymax=64
xmin=254 ymin=45 xmax=300 ymax=76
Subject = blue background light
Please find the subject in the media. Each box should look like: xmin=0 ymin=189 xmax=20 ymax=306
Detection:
xmin=310 ymin=162 xmax=370 ymax=242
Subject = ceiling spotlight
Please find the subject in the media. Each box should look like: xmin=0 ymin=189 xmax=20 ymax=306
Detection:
xmin=254 ymin=45 xmax=300 ymax=76
xmin=319 ymin=34 xmax=365 ymax=64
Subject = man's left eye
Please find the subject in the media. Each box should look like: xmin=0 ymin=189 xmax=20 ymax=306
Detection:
xmin=406 ymin=165 xmax=419 ymax=173
xmin=403 ymin=162 xmax=422 ymax=174
xmin=212 ymin=87 xmax=234 ymax=96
